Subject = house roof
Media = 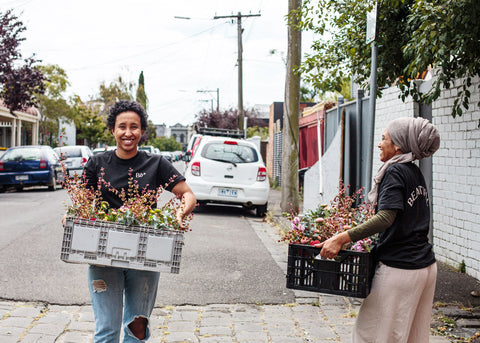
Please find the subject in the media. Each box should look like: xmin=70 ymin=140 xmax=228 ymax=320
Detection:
xmin=0 ymin=99 xmax=39 ymax=116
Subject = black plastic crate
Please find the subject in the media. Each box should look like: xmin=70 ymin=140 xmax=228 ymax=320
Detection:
xmin=286 ymin=244 xmax=375 ymax=298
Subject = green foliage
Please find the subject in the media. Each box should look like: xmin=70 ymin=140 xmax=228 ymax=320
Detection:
xmin=295 ymin=0 xmax=480 ymax=125
xmin=72 ymin=96 xmax=108 ymax=149
xmin=246 ymin=126 xmax=269 ymax=140
xmin=459 ymin=259 xmax=466 ymax=273
xmin=300 ymin=85 xmax=317 ymax=102
xmin=301 ymin=77 xmax=352 ymax=102
xmin=141 ymin=119 xmax=157 ymax=145
xmin=97 ymin=76 xmax=134 ymax=116
xmin=39 ymin=64 xmax=69 ymax=98
xmin=35 ymin=64 xmax=74 ymax=146
xmin=136 ymin=71 xmax=148 ymax=110
xmin=150 ymin=136 xmax=183 ymax=152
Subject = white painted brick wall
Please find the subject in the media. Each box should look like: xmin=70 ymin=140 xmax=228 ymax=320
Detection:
xmin=432 ymin=76 xmax=480 ymax=280
xmin=374 ymin=79 xmax=480 ymax=280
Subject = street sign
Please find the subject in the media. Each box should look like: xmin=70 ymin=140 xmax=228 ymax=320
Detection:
xmin=366 ymin=3 xmax=377 ymax=44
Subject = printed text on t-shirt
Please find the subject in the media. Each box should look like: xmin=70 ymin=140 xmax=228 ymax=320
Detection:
xmin=407 ymin=185 xmax=429 ymax=207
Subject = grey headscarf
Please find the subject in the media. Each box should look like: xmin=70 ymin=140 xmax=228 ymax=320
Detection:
xmin=367 ymin=117 xmax=440 ymax=204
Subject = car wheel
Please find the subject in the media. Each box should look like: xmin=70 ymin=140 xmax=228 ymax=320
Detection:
xmin=48 ymin=174 xmax=57 ymax=191
xmin=256 ymin=203 xmax=268 ymax=217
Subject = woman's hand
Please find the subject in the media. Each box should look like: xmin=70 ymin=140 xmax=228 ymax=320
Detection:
xmin=171 ymin=180 xmax=196 ymax=229
xmin=61 ymin=214 xmax=67 ymax=227
xmin=316 ymin=231 xmax=352 ymax=259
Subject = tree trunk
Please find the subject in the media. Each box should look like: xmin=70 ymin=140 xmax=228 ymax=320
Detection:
xmin=281 ymin=0 xmax=302 ymax=213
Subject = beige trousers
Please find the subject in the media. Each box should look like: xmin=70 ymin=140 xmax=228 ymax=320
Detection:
xmin=352 ymin=262 xmax=437 ymax=343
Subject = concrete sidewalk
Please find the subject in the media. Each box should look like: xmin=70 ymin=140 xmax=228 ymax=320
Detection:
xmin=0 ymin=189 xmax=450 ymax=342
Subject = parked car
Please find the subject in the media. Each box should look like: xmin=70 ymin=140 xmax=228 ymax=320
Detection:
xmin=0 ymin=145 xmax=64 ymax=192
xmin=138 ymin=145 xmax=157 ymax=154
xmin=54 ymin=145 xmax=93 ymax=177
xmin=93 ymin=146 xmax=116 ymax=155
xmin=160 ymin=151 xmax=173 ymax=163
xmin=184 ymin=135 xmax=269 ymax=217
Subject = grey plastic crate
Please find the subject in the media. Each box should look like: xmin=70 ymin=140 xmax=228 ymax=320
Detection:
xmin=61 ymin=217 xmax=184 ymax=273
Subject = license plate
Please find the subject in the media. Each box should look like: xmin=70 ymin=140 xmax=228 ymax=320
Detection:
xmin=15 ymin=175 xmax=29 ymax=181
xmin=218 ymin=188 xmax=238 ymax=198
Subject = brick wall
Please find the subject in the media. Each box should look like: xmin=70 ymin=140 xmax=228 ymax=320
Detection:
xmin=430 ymin=76 xmax=480 ymax=280
xmin=374 ymin=80 xmax=480 ymax=280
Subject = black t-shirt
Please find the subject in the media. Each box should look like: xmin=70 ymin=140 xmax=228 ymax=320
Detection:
xmin=375 ymin=162 xmax=436 ymax=269
xmin=83 ymin=150 xmax=185 ymax=209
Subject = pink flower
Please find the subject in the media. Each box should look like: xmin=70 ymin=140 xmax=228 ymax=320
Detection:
xmin=315 ymin=217 xmax=324 ymax=223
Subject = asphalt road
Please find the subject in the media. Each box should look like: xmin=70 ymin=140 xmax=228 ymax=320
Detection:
xmin=0 ymin=185 xmax=294 ymax=306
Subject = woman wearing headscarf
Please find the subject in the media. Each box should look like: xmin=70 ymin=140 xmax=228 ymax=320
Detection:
xmin=317 ymin=117 xmax=440 ymax=343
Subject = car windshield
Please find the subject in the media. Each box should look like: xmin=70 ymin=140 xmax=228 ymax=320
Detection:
xmin=1 ymin=148 xmax=42 ymax=162
xmin=201 ymin=142 xmax=258 ymax=164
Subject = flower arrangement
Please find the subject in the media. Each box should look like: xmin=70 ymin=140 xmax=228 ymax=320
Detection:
xmin=63 ymin=167 xmax=192 ymax=231
xmin=281 ymin=181 xmax=376 ymax=252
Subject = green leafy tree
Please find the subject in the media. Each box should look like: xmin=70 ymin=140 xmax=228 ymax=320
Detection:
xmin=36 ymin=64 xmax=74 ymax=146
xmin=72 ymin=96 xmax=107 ymax=149
xmin=141 ymin=119 xmax=157 ymax=145
xmin=300 ymin=85 xmax=317 ymax=102
xmin=136 ymin=71 xmax=148 ymax=110
xmin=246 ymin=126 xmax=269 ymax=140
xmin=97 ymin=76 xmax=134 ymax=116
xmin=150 ymin=136 xmax=182 ymax=152
xmin=296 ymin=0 xmax=480 ymax=123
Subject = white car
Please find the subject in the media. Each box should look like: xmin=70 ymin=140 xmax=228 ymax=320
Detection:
xmin=92 ymin=146 xmax=116 ymax=155
xmin=184 ymin=135 xmax=269 ymax=217
xmin=139 ymin=145 xmax=157 ymax=154
xmin=54 ymin=145 xmax=93 ymax=177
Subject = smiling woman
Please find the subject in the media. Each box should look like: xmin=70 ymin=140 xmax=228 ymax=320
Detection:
xmin=74 ymin=100 xmax=197 ymax=341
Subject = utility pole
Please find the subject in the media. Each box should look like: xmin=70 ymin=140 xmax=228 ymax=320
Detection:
xmin=214 ymin=12 xmax=260 ymax=131
xmin=281 ymin=0 xmax=302 ymax=213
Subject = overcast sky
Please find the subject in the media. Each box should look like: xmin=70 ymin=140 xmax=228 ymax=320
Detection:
xmin=3 ymin=0 xmax=311 ymax=126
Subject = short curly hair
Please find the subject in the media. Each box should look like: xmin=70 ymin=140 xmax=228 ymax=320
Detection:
xmin=107 ymin=100 xmax=148 ymax=130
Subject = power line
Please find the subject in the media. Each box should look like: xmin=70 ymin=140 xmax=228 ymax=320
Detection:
xmin=69 ymin=22 xmax=226 ymax=71
xmin=213 ymin=12 xmax=260 ymax=131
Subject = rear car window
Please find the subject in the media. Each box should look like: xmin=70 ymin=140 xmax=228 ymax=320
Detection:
xmin=201 ymin=142 xmax=258 ymax=164
xmin=55 ymin=147 xmax=82 ymax=158
xmin=1 ymin=148 xmax=42 ymax=162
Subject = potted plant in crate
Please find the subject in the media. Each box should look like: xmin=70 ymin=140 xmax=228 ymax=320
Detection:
xmin=60 ymin=167 xmax=193 ymax=273
xmin=63 ymin=168 xmax=193 ymax=230
xmin=281 ymin=182 xmax=376 ymax=298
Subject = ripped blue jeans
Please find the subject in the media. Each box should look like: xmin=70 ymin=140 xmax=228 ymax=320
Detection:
xmin=88 ymin=265 xmax=160 ymax=342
